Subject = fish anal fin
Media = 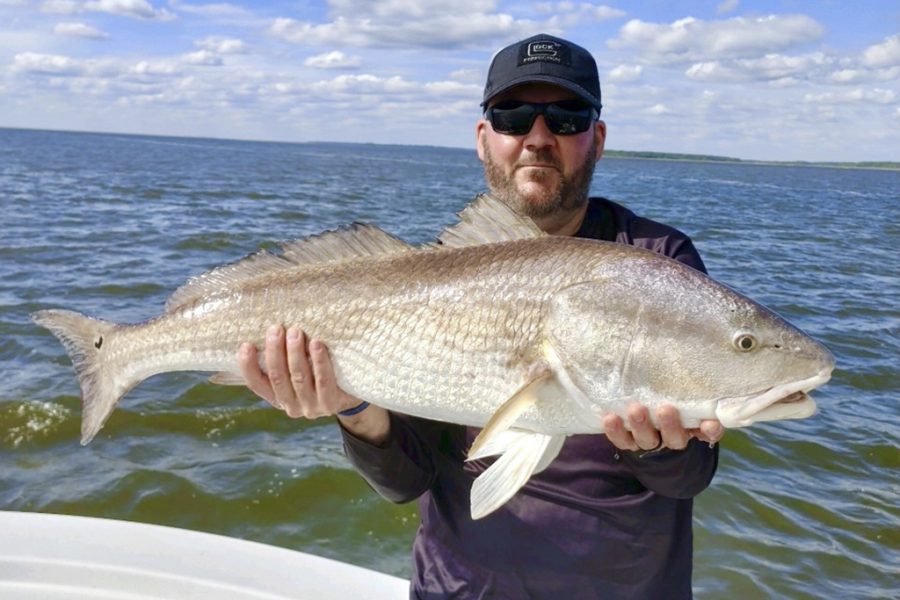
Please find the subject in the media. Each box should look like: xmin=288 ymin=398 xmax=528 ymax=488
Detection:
xmin=470 ymin=432 xmax=565 ymax=520
xmin=437 ymin=194 xmax=546 ymax=248
xmin=467 ymin=369 xmax=552 ymax=460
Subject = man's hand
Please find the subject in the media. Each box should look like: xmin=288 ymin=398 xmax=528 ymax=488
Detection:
xmin=602 ymin=404 xmax=724 ymax=453
xmin=237 ymin=325 xmax=390 ymax=444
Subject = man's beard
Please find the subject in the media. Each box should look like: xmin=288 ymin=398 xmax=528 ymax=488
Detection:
xmin=482 ymin=138 xmax=597 ymax=219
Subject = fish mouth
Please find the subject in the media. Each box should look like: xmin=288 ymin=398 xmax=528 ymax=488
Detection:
xmin=714 ymin=367 xmax=832 ymax=428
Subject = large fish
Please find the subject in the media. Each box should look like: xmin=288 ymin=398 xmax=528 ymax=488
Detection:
xmin=33 ymin=196 xmax=834 ymax=518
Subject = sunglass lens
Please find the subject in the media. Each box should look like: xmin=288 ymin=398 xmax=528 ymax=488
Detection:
xmin=489 ymin=102 xmax=536 ymax=135
xmin=545 ymin=102 xmax=594 ymax=135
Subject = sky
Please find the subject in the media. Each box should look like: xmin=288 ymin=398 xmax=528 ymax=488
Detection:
xmin=1 ymin=0 xmax=898 ymax=162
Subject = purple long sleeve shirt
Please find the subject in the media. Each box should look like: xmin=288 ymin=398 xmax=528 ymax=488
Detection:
xmin=341 ymin=198 xmax=719 ymax=599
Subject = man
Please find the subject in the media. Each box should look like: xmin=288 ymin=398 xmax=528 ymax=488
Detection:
xmin=239 ymin=33 xmax=723 ymax=599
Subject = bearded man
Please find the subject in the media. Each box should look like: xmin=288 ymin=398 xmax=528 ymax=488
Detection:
xmin=240 ymin=33 xmax=723 ymax=599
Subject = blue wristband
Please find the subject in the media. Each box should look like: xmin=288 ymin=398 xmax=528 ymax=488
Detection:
xmin=338 ymin=401 xmax=370 ymax=417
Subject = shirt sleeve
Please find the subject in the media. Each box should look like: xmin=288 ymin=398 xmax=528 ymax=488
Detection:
xmin=619 ymin=439 xmax=719 ymax=499
xmin=339 ymin=413 xmax=438 ymax=504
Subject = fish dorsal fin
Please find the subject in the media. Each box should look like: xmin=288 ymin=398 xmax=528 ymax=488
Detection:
xmin=437 ymin=194 xmax=546 ymax=248
xmin=280 ymin=223 xmax=412 ymax=264
xmin=165 ymin=224 xmax=413 ymax=313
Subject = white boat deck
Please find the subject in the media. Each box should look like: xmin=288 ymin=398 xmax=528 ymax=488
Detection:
xmin=0 ymin=511 xmax=408 ymax=599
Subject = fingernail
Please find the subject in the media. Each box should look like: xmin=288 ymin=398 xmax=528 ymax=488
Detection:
xmin=309 ymin=339 xmax=322 ymax=353
xmin=286 ymin=327 xmax=299 ymax=343
xmin=267 ymin=325 xmax=280 ymax=340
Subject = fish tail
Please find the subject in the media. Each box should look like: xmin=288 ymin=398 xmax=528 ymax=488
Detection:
xmin=31 ymin=309 xmax=123 ymax=445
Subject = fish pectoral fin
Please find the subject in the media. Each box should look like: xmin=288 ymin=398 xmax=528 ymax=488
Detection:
xmin=470 ymin=432 xmax=565 ymax=520
xmin=467 ymin=370 xmax=552 ymax=460
xmin=208 ymin=372 xmax=247 ymax=386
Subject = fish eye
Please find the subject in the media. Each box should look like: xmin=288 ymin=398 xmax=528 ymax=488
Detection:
xmin=733 ymin=333 xmax=757 ymax=352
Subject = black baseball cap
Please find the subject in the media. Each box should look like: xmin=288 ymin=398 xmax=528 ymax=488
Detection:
xmin=482 ymin=34 xmax=602 ymax=112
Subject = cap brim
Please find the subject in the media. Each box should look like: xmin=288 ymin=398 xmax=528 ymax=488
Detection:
xmin=482 ymin=75 xmax=602 ymax=111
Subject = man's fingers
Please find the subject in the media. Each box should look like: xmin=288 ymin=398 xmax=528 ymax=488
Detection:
xmin=656 ymin=405 xmax=690 ymax=450
xmin=603 ymin=413 xmax=638 ymax=451
xmin=264 ymin=325 xmax=294 ymax=409
xmin=627 ymin=404 xmax=661 ymax=451
xmin=237 ymin=342 xmax=279 ymax=408
xmin=309 ymin=339 xmax=338 ymax=406
xmin=694 ymin=419 xmax=725 ymax=445
xmin=285 ymin=328 xmax=315 ymax=418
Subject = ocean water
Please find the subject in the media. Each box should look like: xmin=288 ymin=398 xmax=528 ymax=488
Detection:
xmin=1 ymin=127 xmax=897 ymax=598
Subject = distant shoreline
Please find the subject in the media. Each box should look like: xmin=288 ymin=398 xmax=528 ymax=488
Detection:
xmin=2 ymin=126 xmax=897 ymax=172
xmin=602 ymin=150 xmax=900 ymax=172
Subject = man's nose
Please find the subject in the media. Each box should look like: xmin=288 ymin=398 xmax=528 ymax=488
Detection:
xmin=524 ymin=114 xmax=556 ymax=149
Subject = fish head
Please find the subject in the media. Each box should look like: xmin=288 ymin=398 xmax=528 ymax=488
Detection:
xmin=546 ymin=253 xmax=835 ymax=428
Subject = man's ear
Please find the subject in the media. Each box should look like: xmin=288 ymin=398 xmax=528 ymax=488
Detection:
xmin=475 ymin=119 xmax=487 ymax=162
xmin=594 ymin=120 xmax=607 ymax=162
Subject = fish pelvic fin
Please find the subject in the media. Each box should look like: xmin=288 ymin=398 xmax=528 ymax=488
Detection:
xmin=437 ymin=194 xmax=546 ymax=248
xmin=31 ymin=309 xmax=122 ymax=445
xmin=468 ymin=369 xmax=551 ymax=460
xmin=470 ymin=432 xmax=565 ymax=520
xmin=466 ymin=369 xmax=565 ymax=520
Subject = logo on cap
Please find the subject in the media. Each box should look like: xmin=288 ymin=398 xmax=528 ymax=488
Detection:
xmin=519 ymin=40 xmax=571 ymax=66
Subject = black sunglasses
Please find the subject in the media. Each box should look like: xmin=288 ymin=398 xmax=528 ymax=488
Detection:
xmin=485 ymin=100 xmax=597 ymax=136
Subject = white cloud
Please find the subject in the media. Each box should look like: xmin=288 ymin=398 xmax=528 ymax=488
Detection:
xmin=269 ymin=12 xmax=537 ymax=48
xmin=304 ymin=51 xmax=361 ymax=69
xmin=592 ymin=4 xmax=626 ymax=20
xmin=170 ymin=1 xmax=251 ymax=18
xmin=609 ymin=15 xmax=824 ymax=64
xmin=267 ymin=2 xmax=555 ymax=49
xmin=41 ymin=0 xmax=175 ymax=20
xmin=311 ymin=73 xmax=417 ymax=95
xmin=130 ymin=60 xmax=179 ymax=76
xmin=607 ymin=64 xmax=642 ymax=82
xmin=327 ymin=0 xmax=500 ymax=19
xmin=12 ymin=52 xmax=81 ymax=75
xmin=84 ymin=0 xmax=173 ymax=20
xmin=423 ymin=80 xmax=480 ymax=96
xmin=180 ymin=50 xmax=222 ymax=66
xmin=195 ymin=37 xmax=247 ymax=54
xmin=685 ymin=52 xmax=833 ymax=82
xmin=53 ymin=22 xmax=109 ymax=39
xmin=449 ymin=69 xmax=482 ymax=84
xmin=828 ymin=69 xmax=865 ymax=84
xmin=266 ymin=72 xmax=479 ymax=105
xmin=804 ymin=88 xmax=896 ymax=105
xmin=647 ymin=103 xmax=671 ymax=115
xmin=862 ymin=35 xmax=900 ymax=69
